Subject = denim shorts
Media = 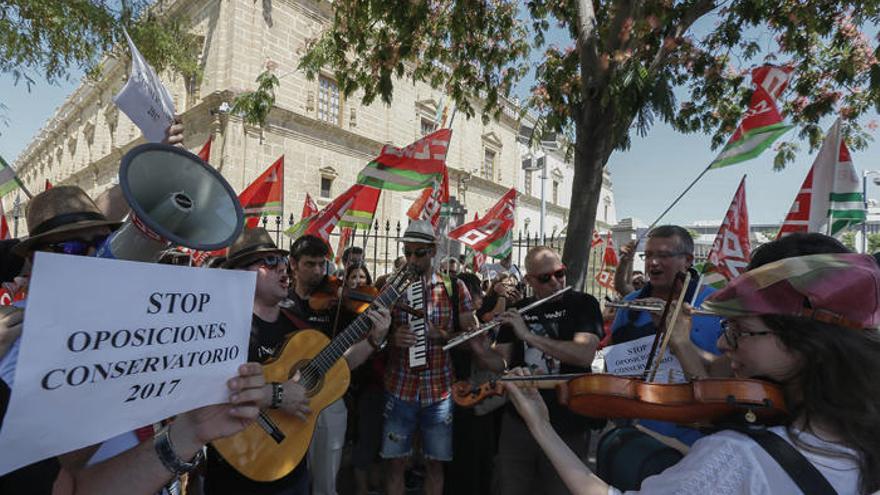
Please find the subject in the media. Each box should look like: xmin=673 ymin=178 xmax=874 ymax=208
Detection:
xmin=379 ymin=393 xmax=453 ymax=461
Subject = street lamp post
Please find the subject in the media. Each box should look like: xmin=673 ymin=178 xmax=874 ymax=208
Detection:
xmin=861 ymin=170 xmax=880 ymax=253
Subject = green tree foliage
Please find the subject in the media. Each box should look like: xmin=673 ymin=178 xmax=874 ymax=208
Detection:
xmin=299 ymin=0 xmax=880 ymax=288
xmin=0 ymin=0 xmax=201 ymax=92
xmin=231 ymin=69 xmax=280 ymax=130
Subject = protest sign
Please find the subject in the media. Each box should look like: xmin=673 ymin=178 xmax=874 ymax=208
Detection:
xmin=0 ymin=253 xmax=254 ymax=475
xmin=602 ymin=334 xmax=685 ymax=384
xmin=113 ymin=29 xmax=177 ymax=143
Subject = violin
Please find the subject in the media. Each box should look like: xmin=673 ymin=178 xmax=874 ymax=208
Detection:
xmin=308 ymin=275 xmax=425 ymax=318
xmin=454 ymin=373 xmax=788 ymax=425
xmin=457 ymin=270 xmax=789 ymax=426
xmin=308 ymin=275 xmax=379 ymax=314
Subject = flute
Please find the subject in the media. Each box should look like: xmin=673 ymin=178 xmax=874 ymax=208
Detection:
xmin=443 ymin=286 xmax=572 ymax=351
xmin=604 ymin=299 xmax=715 ymax=316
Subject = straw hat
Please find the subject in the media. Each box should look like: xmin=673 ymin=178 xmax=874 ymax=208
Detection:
xmin=13 ymin=186 xmax=121 ymax=257
xmin=223 ymin=227 xmax=289 ymax=268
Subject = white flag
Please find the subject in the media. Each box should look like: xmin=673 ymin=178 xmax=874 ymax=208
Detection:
xmin=113 ymin=29 xmax=177 ymax=143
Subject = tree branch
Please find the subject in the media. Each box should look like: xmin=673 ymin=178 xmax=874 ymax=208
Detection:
xmin=649 ymin=0 xmax=717 ymax=74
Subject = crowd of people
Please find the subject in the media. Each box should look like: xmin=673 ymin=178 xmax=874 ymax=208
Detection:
xmin=0 ymin=122 xmax=878 ymax=495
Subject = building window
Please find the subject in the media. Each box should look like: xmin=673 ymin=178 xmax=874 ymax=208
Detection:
xmin=321 ymin=177 xmax=333 ymax=198
xmin=421 ymin=117 xmax=437 ymax=136
xmin=525 ymin=169 xmax=532 ymax=196
xmin=553 ymin=180 xmax=559 ymax=205
xmin=318 ymin=75 xmax=341 ymax=125
xmin=482 ymin=149 xmax=496 ymax=180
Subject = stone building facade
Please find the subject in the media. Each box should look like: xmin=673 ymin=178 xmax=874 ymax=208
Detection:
xmin=9 ymin=0 xmax=616 ymax=254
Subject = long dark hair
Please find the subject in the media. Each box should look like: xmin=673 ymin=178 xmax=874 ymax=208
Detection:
xmin=761 ymin=315 xmax=880 ymax=493
xmin=747 ymin=233 xmax=878 ymax=492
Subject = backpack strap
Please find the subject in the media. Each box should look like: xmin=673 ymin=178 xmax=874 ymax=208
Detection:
xmin=731 ymin=427 xmax=837 ymax=495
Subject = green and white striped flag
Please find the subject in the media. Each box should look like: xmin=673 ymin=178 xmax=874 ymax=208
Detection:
xmin=0 ymin=155 xmax=23 ymax=198
xmin=824 ymin=120 xmax=866 ymax=235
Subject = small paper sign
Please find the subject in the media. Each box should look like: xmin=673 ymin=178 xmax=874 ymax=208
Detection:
xmin=0 ymin=253 xmax=255 ymax=475
xmin=113 ymin=29 xmax=177 ymax=143
xmin=602 ymin=334 xmax=686 ymax=384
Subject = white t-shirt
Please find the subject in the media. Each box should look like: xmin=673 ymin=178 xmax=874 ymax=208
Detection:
xmin=610 ymin=426 xmax=860 ymax=495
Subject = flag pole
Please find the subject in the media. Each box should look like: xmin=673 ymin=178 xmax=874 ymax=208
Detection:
xmin=643 ymin=164 xmax=712 ymax=237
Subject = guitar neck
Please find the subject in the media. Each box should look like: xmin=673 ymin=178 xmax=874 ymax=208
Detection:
xmin=312 ymin=285 xmax=402 ymax=373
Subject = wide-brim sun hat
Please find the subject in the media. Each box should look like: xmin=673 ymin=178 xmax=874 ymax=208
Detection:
xmin=223 ymin=227 xmax=289 ymax=269
xmin=13 ymin=185 xmax=122 ymax=257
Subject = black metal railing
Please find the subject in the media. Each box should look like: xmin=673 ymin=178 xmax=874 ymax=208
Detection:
xmin=259 ymin=215 xmax=615 ymax=300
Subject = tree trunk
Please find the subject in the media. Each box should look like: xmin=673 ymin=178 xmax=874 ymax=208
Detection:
xmin=562 ymin=116 xmax=614 ymax=291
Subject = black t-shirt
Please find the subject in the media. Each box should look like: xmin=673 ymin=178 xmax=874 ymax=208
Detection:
xmin=0 ymin=239 xmax=24 ymax=283
xmin=287 ymin=290 xmax=336 ymax=337
xmin=496 ymin=290 xmax=605 ymax=432
xmin=204 ymin=313 xmax=308 ymax=495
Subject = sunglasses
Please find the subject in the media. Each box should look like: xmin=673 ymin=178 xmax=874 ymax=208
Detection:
xmin=255 ymin=255 xmax=289 ymax=269
xmin=404 ymin=247 xmax=431 ymax=258
xmin=39 ymin=235 xmax=110 ymax=256
xmin=533 ymin=266 xmax=566 ymax=284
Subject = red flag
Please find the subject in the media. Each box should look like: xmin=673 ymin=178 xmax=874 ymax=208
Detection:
xmin=595 ymin=233 xmax=617 ymax=290
xmin=240 ymin=156 xmax=284 ymax=228
xmin=44 ymin=179 xmax=52 ymax=191
xmin=777 ymin=169 xmax=813 ymax=238
xmin=335 ymin=227 xmax=353 ymax=264
xmin=301 ymin=193 xmax=318 ymax=220
xmin=406 ymin=169 xmax=448 ymax=229
xmin=448 ymin=188 xmax=516 ymax=257
xmin=198 ymin=137 xmax=213 ymax=162
xmin=287 ymin=185 xmax=360 ymax=245
xmin=602 ymin=233 xmax=618 ymax=267
xmin=468 ymin=213 xmax=486 ymax=273
xmin=0 ymin=201 xmax=9 ymax=240
xmin=706 ymin=177 xmax=751 ymax=281
xmin=339 ymin=185 xmax=381 ymax=228
xmin=590 ymin=229 xmax=604 ymax=248
xmin=751 ymin=65 xmax=793 ymax=101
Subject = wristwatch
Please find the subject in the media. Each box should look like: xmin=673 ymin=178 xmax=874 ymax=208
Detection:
xmin=154 ymin=425 xmax=204 ymax=475
xmin=270 ymin=382 xmax=285 ymax=409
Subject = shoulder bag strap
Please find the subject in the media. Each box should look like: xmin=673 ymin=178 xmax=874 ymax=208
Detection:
xmin=733 ymin=427 xmax=837 ymax=495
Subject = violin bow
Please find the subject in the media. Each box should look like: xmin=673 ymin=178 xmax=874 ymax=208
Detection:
xmin=641 ymin=271 xmax=688 ymax=381
xmin=647 ymin=271 xmax=691 ymax=383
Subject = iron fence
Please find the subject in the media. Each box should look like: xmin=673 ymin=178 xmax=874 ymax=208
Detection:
xmin=259 ymin=215 xmax=616 ymax=301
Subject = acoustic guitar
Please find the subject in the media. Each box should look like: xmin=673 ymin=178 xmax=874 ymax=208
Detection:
xmin=212 ymin=267 xmax=416 ymax=481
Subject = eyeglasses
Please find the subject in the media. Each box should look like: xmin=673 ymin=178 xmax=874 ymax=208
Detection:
xmin=720 ymin=319 xmax=772 ymax=349
xmin=39 ymin=235 xmax=109 ymax=256
xmin=404 ymin=247 xmax=431 ymax=258
xmin=533 ymin=266 xmax=566 ymax=284
xmin=639 ymin=251 xmax=687 ymax=261
xmin=255 ymin=255 xmax=289 ymax=269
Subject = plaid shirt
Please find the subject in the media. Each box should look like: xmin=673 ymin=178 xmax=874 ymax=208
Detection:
xmin=385 ymin=272 xmax=473 ymax=405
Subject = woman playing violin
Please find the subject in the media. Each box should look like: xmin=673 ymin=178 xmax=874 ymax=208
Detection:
xmin=504 ymin=235 xmax=880 ymax=494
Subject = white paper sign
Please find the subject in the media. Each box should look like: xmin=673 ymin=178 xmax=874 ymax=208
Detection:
xmin=0 ymin=253 xmax=255 ymax=475
xmin=113 ymin=29 xmax=177 ymax=143
xmin=603 ymin=334 xmax=686 ymax=384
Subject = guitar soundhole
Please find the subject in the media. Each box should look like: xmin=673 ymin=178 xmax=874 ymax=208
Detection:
xmin=292 ymin=359 xmax=323 ymax=398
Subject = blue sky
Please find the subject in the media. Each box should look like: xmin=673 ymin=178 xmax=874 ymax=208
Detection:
xmin=1 ymin=22 xmax=877 ymax=227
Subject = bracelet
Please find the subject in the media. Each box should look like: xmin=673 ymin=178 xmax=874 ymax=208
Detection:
xmin=270 ymin=382 xmax=284 ymax=409
xmin=154 ymin=425 xmax=204 ymax=476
